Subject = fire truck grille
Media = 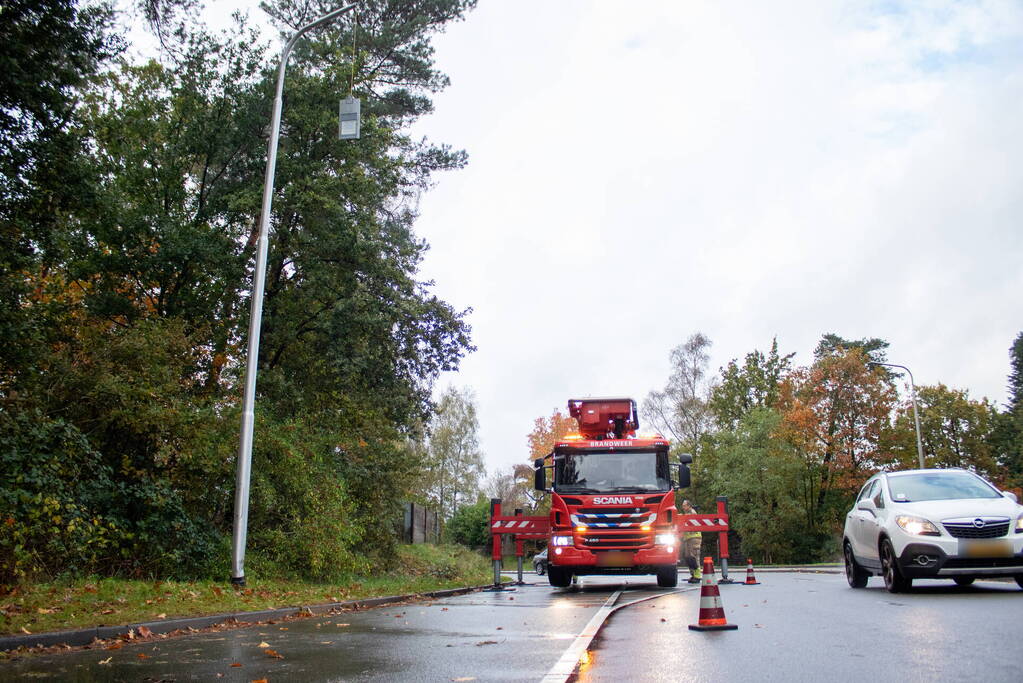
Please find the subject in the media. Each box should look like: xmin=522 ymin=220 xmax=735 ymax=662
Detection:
xmin=579 ymin=531 xmax=648 ymax=549
xmin=571 ymin=508 xmax=656 ymax=529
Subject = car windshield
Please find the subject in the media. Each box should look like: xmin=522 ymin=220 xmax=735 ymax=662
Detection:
xmin=887 ymin=471 xmax=1001 ymax=502
xmin=554 ymin=449 xmax=670 ymax=493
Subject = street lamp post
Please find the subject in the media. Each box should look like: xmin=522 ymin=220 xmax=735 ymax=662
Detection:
xmin=232 ymin=3 xmax=359 ymax=587
xmin=868 ymin=361 xmax=925 ymax=469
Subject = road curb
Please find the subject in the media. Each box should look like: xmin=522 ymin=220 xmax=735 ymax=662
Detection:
xmin=0 ymin=585 xmax=485 ymax=653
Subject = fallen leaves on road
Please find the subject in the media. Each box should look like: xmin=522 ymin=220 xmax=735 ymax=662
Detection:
xmin=98 ymin=657 xmax=112 ymax=665
xmin=475 ymin=640 xmax=497 ymax=646
xmin=264 ymin=649 xmax=283 ymax=659
xmin=138 ymin=625 xmax=153 ymax=638
xmin=230 ymin=662 xmax=242 ymax=667
xmin=258 ymin=641 xmax=270 ymax=648
xmin=155 ymin=613 xmax=167 ymax=619
xmin=452 ymin=678 xmax=476 ymax=681
xmin=137 ymin=653 xmax=149 ymax=660
xmin=336 ymin=623 xmax=350 ymax=627
xmin=106 ymin=642 xmax=123 ymax=651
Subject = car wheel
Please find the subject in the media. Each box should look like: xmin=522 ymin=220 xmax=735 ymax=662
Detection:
xmin=881 ymin=539 xmax=911 ymax=593
xmin=656 ymin=565 xmax=678 ymax=588
xmin=844 ymin=542 xmax=868 ymax=588
xmin=534 ymin=562 xmax=545 ymax=576
xmin=953 ymin=576 xmax=975 ymax=587
xmin=548 ymin=565 xmax=572 ymax=588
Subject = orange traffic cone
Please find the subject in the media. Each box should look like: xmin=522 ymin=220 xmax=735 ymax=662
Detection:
xmin=688 ymin=556 xmax=738 ymax=631
xmin=743 ymin=558 xmax=760 ymax=585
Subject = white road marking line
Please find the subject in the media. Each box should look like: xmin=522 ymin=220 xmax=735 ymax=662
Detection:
xmin=540 ymin=585 xmax=696 ymax=683
xmin=541 ymin=590 xmax=621 ymax=683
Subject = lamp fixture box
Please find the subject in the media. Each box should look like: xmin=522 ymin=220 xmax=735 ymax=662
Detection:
xmin=339 ymin=96 xmax=361 ymax=140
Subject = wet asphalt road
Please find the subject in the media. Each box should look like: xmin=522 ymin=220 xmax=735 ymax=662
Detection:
xmin=578 ymin=572 xmax=1023 ymax=682
xmin=4 ymin=571 xmax=1023 ymax=681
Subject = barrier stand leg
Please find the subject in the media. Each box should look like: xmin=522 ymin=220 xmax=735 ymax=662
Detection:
xmin=719 ymin=558 xmax=732 ymax=583
xmin=716 ymin=496 xmax=736 ymax=584
xmin=513 ymin=508 xmax=526 ymax=585
xmin=484 ymin=497 xmax=514 ymax=592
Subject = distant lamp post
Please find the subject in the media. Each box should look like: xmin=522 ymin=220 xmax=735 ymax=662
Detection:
xmin=232 ymin=3 xmax=359 ymax=587
xmin=868 ymin=361 xmax=925 ymax=469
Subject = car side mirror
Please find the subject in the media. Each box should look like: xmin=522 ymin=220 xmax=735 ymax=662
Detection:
xmin=1004 ymin=491 xmax=1018 ymax=504
xmin=534 ymin=458 xmax=547 ymax=491
xmin=856 ymin=500 xmax=875 ymax=512
xmin=678 ymin=453 xmax=693 ymax=464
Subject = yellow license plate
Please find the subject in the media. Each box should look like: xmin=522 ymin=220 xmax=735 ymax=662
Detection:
xmin=596 ymin=552 xmax=634 ymax=567
xmin=960 ymin=540 xmax=1012 ymax=557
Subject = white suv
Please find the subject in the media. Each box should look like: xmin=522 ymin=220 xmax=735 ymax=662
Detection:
xmin=843 ymin=469 xmax=1023 ymax=593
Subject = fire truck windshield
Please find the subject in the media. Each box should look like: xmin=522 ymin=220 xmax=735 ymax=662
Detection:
xmin=554 ymin=450 xmax=670 ymax=493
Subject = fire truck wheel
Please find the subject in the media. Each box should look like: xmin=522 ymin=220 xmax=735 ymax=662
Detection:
xmin=548 ymin=566 xmax=572 ymax=588
xmin=656 ymin=565 xmax=678 ymax=588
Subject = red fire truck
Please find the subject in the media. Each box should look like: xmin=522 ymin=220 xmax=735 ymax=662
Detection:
xmin=533 ymin=397 xmax=692 ymax=587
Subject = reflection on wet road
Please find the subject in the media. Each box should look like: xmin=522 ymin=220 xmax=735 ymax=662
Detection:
xmin=5 ymin=572 xmax=1022 ymax=681
xmin=3 ymin=575 xmax=660 ymax=681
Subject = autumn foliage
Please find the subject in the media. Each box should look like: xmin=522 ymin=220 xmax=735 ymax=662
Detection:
xmin=527 ymin=409 xmax=577 ymax=461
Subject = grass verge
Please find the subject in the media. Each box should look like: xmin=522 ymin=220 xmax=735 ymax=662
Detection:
xmin=0 ymin=544 xmax=491 ymax=637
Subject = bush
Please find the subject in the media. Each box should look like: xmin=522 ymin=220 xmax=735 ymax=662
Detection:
xmin=445 ymin=498 xmax=490 ymax=548
xmin=245 ymin=415 xmax=368 ymax=581
xmin=0 ymin=407 xmax=225 ymax=588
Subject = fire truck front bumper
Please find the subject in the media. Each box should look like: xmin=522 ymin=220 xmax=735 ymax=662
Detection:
xmin=550 ymin=545 xmax=678 ymax=572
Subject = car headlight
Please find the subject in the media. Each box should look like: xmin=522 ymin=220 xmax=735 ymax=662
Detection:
xmin=1016 ymin=516 xmax=1023 ymax=533
xmin=895 ymin=515 xmax=941 ymax=536
xmin=655 ymin=533 xmax=676 ymax=546
xmin=552 ymin=535 xmax=573 ymax=546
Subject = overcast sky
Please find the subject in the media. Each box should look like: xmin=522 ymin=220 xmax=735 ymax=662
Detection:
xmin=188 ymin=1 xmax=1023 ymax=477
xmin=409 ymin=0 xmax=1023 ymax=476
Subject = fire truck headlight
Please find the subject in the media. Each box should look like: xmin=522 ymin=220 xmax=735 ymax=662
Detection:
xmin=552 ymin=535 xmax=573 ymax=547
xmin=655 ymin=533 xmax=677 ymax=546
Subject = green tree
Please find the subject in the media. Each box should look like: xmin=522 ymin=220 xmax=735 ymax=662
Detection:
xmin=813 ymin=333 xmax=889 ymax=363
xmin=709 ymin=337 xmax=794 ymax=429
xmin=0 ymin=0 xmax=121 ymax=376
xmin=1 ymin=0 xmax=479 ymax=581
xmin=697 ymin=408 xmax=807 ymax=563
xmin=420 ymin=386 xmax=485 ymax=522
xmin=992 ymin=332 xmax=1023 ymax=488
xmin=887 ymin=384 xmax=998 ymax=476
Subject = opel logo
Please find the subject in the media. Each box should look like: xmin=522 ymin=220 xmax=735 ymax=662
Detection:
xmin=973 ymin=518 xmax=985 ymax=528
